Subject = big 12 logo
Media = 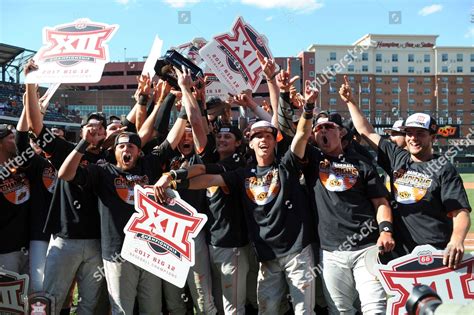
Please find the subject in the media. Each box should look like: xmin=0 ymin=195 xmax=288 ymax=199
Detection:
xmin=0 ymin=269 xmax=29 ymax=314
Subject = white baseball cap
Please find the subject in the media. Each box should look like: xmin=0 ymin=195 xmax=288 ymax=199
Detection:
xmin=400 ymin=113 xmax=438 ymax=134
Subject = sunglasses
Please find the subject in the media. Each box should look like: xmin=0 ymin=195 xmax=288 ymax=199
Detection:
xmin=314 ymin=123 xmax=337 ymax=132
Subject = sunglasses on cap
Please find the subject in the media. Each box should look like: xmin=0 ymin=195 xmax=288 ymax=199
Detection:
xmin=0 ymin=124 xmax=15 ymax=139
xmin=313 ymin=123 xmax=338 ymax=132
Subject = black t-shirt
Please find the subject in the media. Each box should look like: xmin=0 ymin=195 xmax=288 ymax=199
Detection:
xmin=38 ymin=127 xmax=104 ymax=239
xmin=72 ymin=140 xmax=171 ymax=260
xmin=222 ymin=149 xmax=315 ymax=261
xmin=16 ymin=131 xmax=58 ymax=242
xmin=0 ymin=167 xmax=30 ymax=253
xmin=305 ymin=145 xmax=389 ymax=251
xmin=378 ymin=138 xmax=471 ymax=253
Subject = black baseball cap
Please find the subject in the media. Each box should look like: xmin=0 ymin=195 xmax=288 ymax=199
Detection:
xmin=0 ymin=124 xmax=15 ymax=139
xmin=109 ymin=115 xmax=122 ymax=124
xmin=313 ymin=112 xmax=344 ymax=129
xmin=218 ymin=125 xmax=243 ymax=141
xmin=114 ymin=132 xmax=142 ymax=148
xmin=82 ymin=112 xmax=107 ymax=129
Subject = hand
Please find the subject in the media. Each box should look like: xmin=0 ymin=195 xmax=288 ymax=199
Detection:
xmin=256 ymin=50 xmax=277 ymax=80
xmin=82 ymin=123 xmax=106 ymax=146
xmin=24 ymin=59 xmax=38 ymax=76
xmin=304 ymin=80 xmax=319 ymax=104
xmin=443 ymin=238 xmax=464 ymax=269
xmin=232 ymin=89 xmax=254 ymax=108
xmin=153 ymin=173 xmax=173 ymax=204
xmin=339 ymin=75 xmax=355 ymax=103
xmin=136 ymin=74 xmax=151 ymax=97
xmin=262 ymin=99 xmax=271 ymax=113
xmin=276 ymin=58 xmax=300 ymax=92
xmin=192 ymin=76 xmax=206 ymax=101
xmin=174 ymin=65 xmax=193 ymax=91
xmin=376 ymin=232 xmax=395 ymax=254
xmin=169 ymin=89 xmax=182 ymax=100
xmin=152 ymin=80 xmax=171 ymax=104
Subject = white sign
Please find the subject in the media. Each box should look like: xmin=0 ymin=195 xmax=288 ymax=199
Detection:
xmin=121 ymin=185 xmax=207 ymax=288
xmin=39 ymin=83 xmax=60 ymax=114
xmin=199 ymin=17 xmax=272 ymax=94
xmin=25 ymin=18 xmax=118 ymax=84
xmin=203 ymin=64 xmax=231 ymax=100
xmin=142 ymin=35 xmax=163 ymax=78
xmin=374 ymin=245 xmax=474 ymax=315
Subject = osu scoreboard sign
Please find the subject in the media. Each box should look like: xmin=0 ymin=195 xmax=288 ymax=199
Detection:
xmin=122 ymin=186 xmax=207 ymax=287
xmin=25 ymin=18 xmax=118 ymax=84
xmin=374 ymin=245 xmax=474 ymax=315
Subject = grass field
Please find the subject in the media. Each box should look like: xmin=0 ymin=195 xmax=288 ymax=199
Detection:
xmin=461 ymin=174 xmax=474 ymax=232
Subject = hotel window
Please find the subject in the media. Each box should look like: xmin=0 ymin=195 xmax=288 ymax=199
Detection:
xmin=309 ymin=71 xmax=315 ymax=77
xmin=348 ymin=65 xmax=354 ymax=72
xmin=329 ymin=76 xmax=337 ymax=82
xmin=329 ymin=98 xmax=337 ymax=105
xmin=408 ymin=87 xmax=415 ymax=94
xmin=376 ymin=88 xmax=383 ymax=94
xmin=392 ymin=99 xmax=399 ymax=105
xmin=362 ymin=110 xmax=370 ymax=116
xmin=408 ymin=54 xmax=414 ymax=62
xmin=408 ymin=77 xmax=415 ymax=83
xmin=424 ymin=67 xmax=430 ymax=73
xmin=309 ymin=58 xmax=315 ymax=64
xmin=376 ymin=53 xmax=382 ymax=62
xmin=348 ymin=76 xmax=355 ymax=83
xmin=423 ymin=88 xmax=431 ymax=95
xmin=361 ymin=76 xmax=369 ymax=83
xmin=457 ymin=53 xmax=463 ymax=62
xmin=471 ymin=87 xmax=474 ymax=94
xmin=376 ymin=110 xmax=382 ymax=116
xmin=471 ymin=77 xmax=474 ymax=84
xmin=392 ymin=77 xmax=399 ymax=83
xmin=361 ymin=87 xmax=370 ymax=94
xmin=423 ymin=99 xmax=432 ymax=105
xmin=471 ymin=66 xmax=474 ymax=73
xmin=392 ymin=88 xmax=399 ymax=94
xmin=441 ymin=53 xmax=448 ymax=61
xmin=457 ymin=66 xmax=463 ymax=73
xmin=471 ymin=54 xmax=474 ymax=62
xmin=441 ymin=87 xmax=448 ymax=95
xmin=423 ymin=77 xmax=431 ymax=83
xmin=441 ymin=77 xmax=448 ymax=83
xmin=362 ymin=98 xmax=369 ymax=105
xmin=441 ymin=66 xmax=448 ymax=73
xmin=408 ymin=66 xmax=414 ymax=73
xmin=103 ymin=105 xmax=132 ymax=116
xmin=456 ymin=88 xmax=464 ymax=95
xmin=392 ymin=66 xmax=398 ymax=73
xmin=392 ymin=54 xmax=398 ymax=62
xmin=456 ymin=77 xmax=463 ymax=84
xmin=456 ymin=99 xmax=464 ymax=105
xmin=376 ymin=99 xmax=383 ymax=105
xmin=424 ymin=54 xmax=430 ymax=62
xmin=441 ymin=99 xmax=448 ymax=105
xmin=362 ymin=65 xmax=368 ymax=72
xmin=376 ymin=66 xmax=382 ymax=73
xmin=330 ymin=52 xmax=336 ymax=61
xmin=375 ymin=77 xmax=382 ymax=83
xmin=408 ymin=99 xmax=415 ymax=105
xmin=362 ymin=53 xmax=368 ymax=61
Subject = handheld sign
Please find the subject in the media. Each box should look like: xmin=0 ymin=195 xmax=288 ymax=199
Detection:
xmin=25 ymin=18 xmax=118 ymax=84
xmin=371 ymin=245 xmax=474 ymax=315
xmin=142 ymin=35 xmax=163 ymax=78
xmin=0 ymin=268 xmax=29 ymax=314
xmin=199 ymin=17 xmax=272 ymax=95
xmin=121 ymin=185 xmax=207 ymax=288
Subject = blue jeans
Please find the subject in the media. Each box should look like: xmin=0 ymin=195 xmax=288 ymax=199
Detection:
xmin=29 ymin=240 xmax=49 ymax=293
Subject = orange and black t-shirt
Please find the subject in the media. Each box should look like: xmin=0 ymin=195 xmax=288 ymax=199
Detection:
xmin=378 ymin=138 xmax=471 ymax=253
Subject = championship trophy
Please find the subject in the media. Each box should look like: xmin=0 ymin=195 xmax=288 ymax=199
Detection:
xmin=154 ymin=49 xmax=204 ymax=90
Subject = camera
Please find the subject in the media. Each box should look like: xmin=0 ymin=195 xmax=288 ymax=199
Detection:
xmin=406 ymin=284 xmax=442 ymax=315
xmin=154 ymin=49 xmax=204 ymax=90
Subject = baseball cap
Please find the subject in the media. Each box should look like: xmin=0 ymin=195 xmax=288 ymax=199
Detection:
xmin=218 ymin=125 xmax=242 ymax=141
xmin=383 ymin=119 xmax=405 ymax=135
xmin=400 ymin=113 xmax=438 ymax=134
xmin=0 ymin=124 xmax=15 ymax=139
xmin=249 ymin=121 xmax=278 ymax=140
xmin=109 ymin=115 xmax=122 ymax=125
xmin=114 ymin=132 xmax=142 ymax=148
xmin=82 ymin=112 xmax=107 ymax=129
xmin=313 ymin=112 xmax=344 ymax=129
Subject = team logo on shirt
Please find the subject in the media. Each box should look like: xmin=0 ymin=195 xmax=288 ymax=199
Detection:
xmin=245 ymin=168 xmax=280 ymax=206
xmin=319 ymin=159 xmax=359 ymax=192
xmin=392 ymin=169 xmax=432 ymax=204
xmin=114 ymin=174 xmax=149 ymax=205
xmin=42 ymin=165 xmax=58 ymax=193
xmin=0 ymin=173 xmax=30 ymax=205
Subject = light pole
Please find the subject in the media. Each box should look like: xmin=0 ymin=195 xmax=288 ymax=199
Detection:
xmin=61 ymin=93 xmax=69 ymax=114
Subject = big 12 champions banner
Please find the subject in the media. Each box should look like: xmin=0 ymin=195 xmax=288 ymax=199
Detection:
xmin=25 ymin=18 xmax=118 ymax=84
xmin=373 ymin=245 xmax=474 ymax=315
xmin=121 ymin=186 xmax=207 ymax=288
xmin=0 ymin=269 xmax=29 ymax=314
xmin=199 ymin=16 xmax=272 ymax=95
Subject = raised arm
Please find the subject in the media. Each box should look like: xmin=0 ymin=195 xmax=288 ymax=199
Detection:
xmin=256 ymin=51 xmax=279 ymax=128
xmin=58 ymin=123 xmax=105 ymax=182
xmin=135 ymin=74 xmax=152 ymax=131
xmin=291 ymin=80 xmax=319 ymax=159
xmin=340 ymin=75 xmax=381 ymax=149
xmin=175 ymin=66 xmax=207 ymax=153
xmin=23 ymin=60 xmax=44 ymax=137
